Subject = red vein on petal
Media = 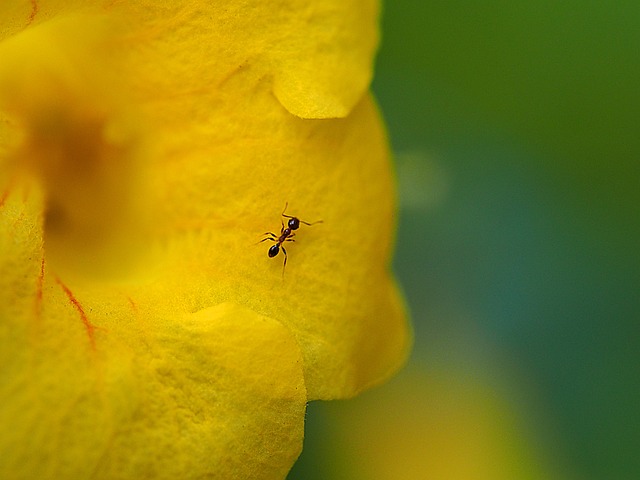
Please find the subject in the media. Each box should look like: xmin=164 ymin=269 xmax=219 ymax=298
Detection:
xmin=27 ymin=0 xmax=39 ymax=26
xmin=34 ymin=256 xmax=45 ymax=320
xmin=56 ymin=278 xmax=97 ymax=350
xmin=0 ymin=176 xmax=14 ymax=208
xmin=127 ymin=296 xmax=138 ymax=313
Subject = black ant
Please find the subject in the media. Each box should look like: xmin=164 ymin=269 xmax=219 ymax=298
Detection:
xmin=259 ymin=203 xmax=322 ymax=276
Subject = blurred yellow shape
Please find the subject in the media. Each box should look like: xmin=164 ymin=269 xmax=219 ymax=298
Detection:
xmin=327 ymin=368 xmax=565 ymax=480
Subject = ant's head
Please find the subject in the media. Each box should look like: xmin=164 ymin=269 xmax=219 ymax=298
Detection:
xmin=287 ymin=217 xmax=300 ymax=230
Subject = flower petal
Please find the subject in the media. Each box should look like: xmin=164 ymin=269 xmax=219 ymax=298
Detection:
xmin=1 ymin=0 xmax=378 ymax=119
xmin=0 ymin=12 xmax=153 ymax=279
xmin=1 ymin=2 xmax=407 ymax=477
xmin=0 ymin=0 xmax=408 ymax=404
xmin=141 ymin=81 xmax=411 ymax=399
xmin=120 ymin=0 xmax=380 ymax=119
xmin=0 ymin=190 xmax=307 ymax=478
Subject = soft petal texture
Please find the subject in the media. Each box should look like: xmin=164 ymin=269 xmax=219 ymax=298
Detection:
xmin=0 ymin=6 xmax=409 ymax=400
xmin=0 ymin=1 xmax=409 ymax=476
xmin=0 ymin=189 xmax=306 ymax=477
xmin=144 ymin=87 xmax=411 ymax=399
xmin=1 ymin=0 xmax=379 ymax=119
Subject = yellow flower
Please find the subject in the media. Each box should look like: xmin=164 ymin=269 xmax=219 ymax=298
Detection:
xmin=0 ymin=1 xmax=410 ymax=479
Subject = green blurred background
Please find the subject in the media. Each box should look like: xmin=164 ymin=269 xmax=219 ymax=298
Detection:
xmin=290 ymin=2 xmax=639 ymax=479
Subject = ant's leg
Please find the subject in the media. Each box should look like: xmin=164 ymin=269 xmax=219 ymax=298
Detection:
xmin=281 ymin=246 xmax=288 ymax=278
xmin=257 ymin=233 xmax=277 ymax=244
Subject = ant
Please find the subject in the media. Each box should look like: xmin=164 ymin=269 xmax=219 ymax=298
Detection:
xmin=259 ymin=202 xmax=322 ymax=276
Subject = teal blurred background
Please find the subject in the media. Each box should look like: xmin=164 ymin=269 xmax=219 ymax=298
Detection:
xmin=290 ymin=2 xmax=639 ymax=479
